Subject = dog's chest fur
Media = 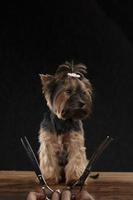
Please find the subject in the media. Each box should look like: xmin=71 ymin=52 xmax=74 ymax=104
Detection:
xmin=53 ymin=134 xmax=68 ymax=166
xmin=41 ymin=110 xmax=83 ymax=166
xmin=41 ymin=110 xmax=82 ymax=134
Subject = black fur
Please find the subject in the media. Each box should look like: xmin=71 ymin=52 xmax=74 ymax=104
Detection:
xmin=41 ymin=109 xmax=82 ymax=135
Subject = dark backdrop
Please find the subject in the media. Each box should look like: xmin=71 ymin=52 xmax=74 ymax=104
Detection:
xmin=0 ymin=0 xmax=133 ymax=171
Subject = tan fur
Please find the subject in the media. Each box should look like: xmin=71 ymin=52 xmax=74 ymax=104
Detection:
xmin=39 ymin=128 xmax=61 ymax=184
xmin=54 ymin=92 xmax=69 ymax=119
xmin=39 ymin=128 xmax=88 ymax=185
xmin=65 ymin=132 xmax=88 ymax=184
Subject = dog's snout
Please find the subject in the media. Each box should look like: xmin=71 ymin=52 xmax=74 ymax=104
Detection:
xmin=79 ymin=101 xmax=85 ymax=108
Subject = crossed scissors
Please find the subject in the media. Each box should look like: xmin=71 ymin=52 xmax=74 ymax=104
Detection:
xmin=21 ymin=136 xmax=113 ymax=199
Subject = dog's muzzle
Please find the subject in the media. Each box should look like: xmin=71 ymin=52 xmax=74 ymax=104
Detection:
xmin=61 ymin=107 xmax=89 ymax=119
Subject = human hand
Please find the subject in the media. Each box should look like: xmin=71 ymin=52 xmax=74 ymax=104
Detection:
xmin=26 ymin=191 xmax=45 ymax=200
xmin=26 ymin=189 xmax=95 ymax=200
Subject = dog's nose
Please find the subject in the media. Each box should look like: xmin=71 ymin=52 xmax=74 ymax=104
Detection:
xmin=79 ymin=101 xmax=85 ymax=108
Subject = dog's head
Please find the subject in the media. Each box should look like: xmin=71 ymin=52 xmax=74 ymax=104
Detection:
xmin=40 ymin=62 xmax=93 ymax=120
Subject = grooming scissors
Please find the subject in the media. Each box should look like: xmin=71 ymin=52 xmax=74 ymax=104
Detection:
xmin=71 ymin=136 xmax=114 ymax=190
xmin=21 ymin=135 xmax=113 ymax=197
xmin=21 ymin=136 xmax=53 ymax=199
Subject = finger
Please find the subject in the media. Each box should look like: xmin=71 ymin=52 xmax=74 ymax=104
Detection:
xmin=77 ymin=190 xmax=95 ymax=200
xmin=27 ymin=192 xmax=46 ymax=200
xmin=51 ymin=190 xmax=60 ymax=200
xmin=61 ymin=189 xmax=71 ymax=200
xmin=36 ymin=192 xmax=46 ymax=200
xmin=27 ymin=192 xmax=36 ymax=200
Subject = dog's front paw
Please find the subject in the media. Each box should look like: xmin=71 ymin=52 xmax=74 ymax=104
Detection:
xmin=46 ymin=177 xmax=59 ymax=185
xmin=66 ymin=179 xmax=78 ymax=186
xmin=65 ymin=159 xmax=87 ymax=186
xmin=65 ymin=167 xmax=81 ymax=186
xmin=41 ymin=166 xmax=60 ymax=185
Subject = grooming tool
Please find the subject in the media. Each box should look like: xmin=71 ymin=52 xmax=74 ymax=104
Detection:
xmin=72 ymin=136 xmax=114 ymax=190
xmin=21 ymin=136 xmax=53 ymax=199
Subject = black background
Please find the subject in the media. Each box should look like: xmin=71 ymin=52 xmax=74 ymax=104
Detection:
xmin=0 ymin=0 xmax=133 ymax=171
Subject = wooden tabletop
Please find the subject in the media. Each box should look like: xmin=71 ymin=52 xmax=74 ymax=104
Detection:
xmin=0 ymin=171 xmax=133 ymax=200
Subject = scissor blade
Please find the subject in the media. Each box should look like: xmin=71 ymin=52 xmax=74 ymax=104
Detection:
xmin=72 ymin=136 xmax=113 ymax=189
xmin=21 ymin=136 xmax=51 ymax=189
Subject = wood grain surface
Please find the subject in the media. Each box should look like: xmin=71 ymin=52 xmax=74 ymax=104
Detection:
xmin=0 ymin=171 xmax=133 ymax=200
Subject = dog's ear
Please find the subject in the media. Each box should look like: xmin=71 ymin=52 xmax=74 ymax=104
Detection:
xmin=39 ymin=74 xmax=53 ymax=83
xmin=39 ymin=74 xmax=54 ymax=91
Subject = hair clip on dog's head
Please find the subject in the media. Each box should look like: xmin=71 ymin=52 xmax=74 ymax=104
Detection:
xmin=67 ymin=73 xmax=81 ymax=78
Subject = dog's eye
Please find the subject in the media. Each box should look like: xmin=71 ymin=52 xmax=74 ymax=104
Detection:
xmin=65 ymin=89 xmax=72 ymax=95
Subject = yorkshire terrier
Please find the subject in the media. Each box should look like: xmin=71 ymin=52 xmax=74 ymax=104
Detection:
xmin=39 ymin=61 xmax=92 ymax=185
